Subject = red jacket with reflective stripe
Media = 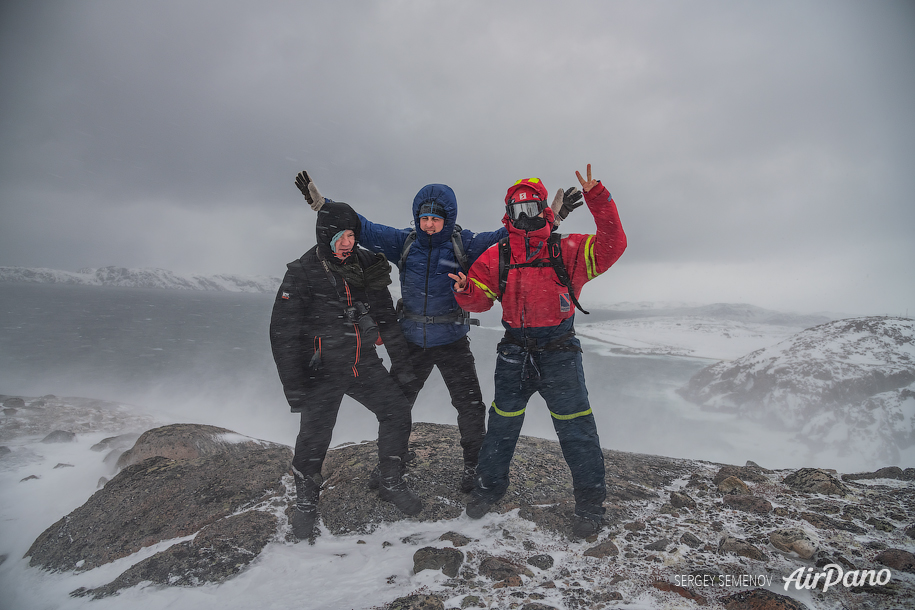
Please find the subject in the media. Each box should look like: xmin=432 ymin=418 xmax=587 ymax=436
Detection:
xmin=454 ymin=182 xmax=626 ymax=329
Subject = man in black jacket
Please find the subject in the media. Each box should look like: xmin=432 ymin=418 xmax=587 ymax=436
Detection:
xmin=270 ymin=201 xmax=422 ymax=542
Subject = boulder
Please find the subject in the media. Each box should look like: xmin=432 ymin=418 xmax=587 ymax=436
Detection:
xmin=723 ymin=495 xmax=773 ymax=514
xmin=71 ymin=510 xmax=277 ymax=599
xmin=116 ymin=423 xmax=271 ymax=467
xmin=413 ymin=547 xmax=463 ymax=577
xmin=26 ymin=424 xmax=291 ymax=573
xmin=384 ymin=594 xmax=445 ymax=610
xmin=40 ymin=430 xmax=75 ymax=443
xmin=783 ymin=468 xmax=850 ymax=496
xmin=875 ymin=548 xmax=915 ymax=574
xmin=768 ymin=528 xmax=817 ymax=559
xmin=722 ymin=588 xmax=810 ymax=610
xmin=718 ymin=536 xmax=768 ymax=562
xmin=718 ymin=476 xmax=750 ymax=495
xmin=583 ymin=540 xmax=619 ymax=558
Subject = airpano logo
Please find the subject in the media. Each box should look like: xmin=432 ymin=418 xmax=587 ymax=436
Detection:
xmin=783 ymin=564 xmax=892 ymax=592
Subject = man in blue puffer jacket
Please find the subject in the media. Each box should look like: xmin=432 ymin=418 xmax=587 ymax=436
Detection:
xmin=296 ymin=171 xmax=506 ymax=492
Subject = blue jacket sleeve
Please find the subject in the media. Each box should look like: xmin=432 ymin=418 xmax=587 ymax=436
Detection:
xmin=462 ymin=226 xmax=509 ymax=265
xmin=357 ymin=214 xmax=411 ymax=268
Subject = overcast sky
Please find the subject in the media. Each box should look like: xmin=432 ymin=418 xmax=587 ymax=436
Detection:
xmin=1 ymin=0 xmax=912 ymax=315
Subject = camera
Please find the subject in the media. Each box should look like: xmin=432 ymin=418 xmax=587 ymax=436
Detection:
xmin=344 ymin=301 xmax=379 ymax=344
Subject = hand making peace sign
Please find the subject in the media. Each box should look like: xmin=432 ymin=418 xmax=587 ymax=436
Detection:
xmin=576 ymin=163 xmax=598 ymax=192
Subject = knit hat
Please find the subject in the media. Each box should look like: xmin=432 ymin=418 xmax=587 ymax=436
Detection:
xmin=315 ymin=201 xmax=361 ymax=259
xmin=418 ymin=199 xmax=448 ymax=221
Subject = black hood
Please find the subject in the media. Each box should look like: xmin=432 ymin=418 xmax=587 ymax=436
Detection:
xmin=316 ymin=201 xmax=361 ymax=260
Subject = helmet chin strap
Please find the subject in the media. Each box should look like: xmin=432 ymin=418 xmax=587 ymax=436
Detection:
xmin=513 ymin=215 xmax=548 ymax=232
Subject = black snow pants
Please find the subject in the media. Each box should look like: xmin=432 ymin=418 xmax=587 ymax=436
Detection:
xmin=292 ymin=360 xmax=412 ymax=480
xmin=396 ymin=335 xmax=485 ymax=467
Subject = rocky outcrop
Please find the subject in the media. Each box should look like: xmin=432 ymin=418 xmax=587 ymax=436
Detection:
xmin=679 ymin=317 xmax=915 ymax=465
xmin=317 ymin=422 xmax=688 ymax=537
xmin=26 ymin=424 xmax=290 ymax=596
xmin=71 ymin=510 xmax=277 ymax=599
xmin=22 ymin=421 xmax=915 ymax=608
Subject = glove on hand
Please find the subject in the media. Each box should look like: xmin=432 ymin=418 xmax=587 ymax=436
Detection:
xmin=550 ymin=187 xmax=584 ymax=226
xmin=295 ymin=170 xmax=326 ymax=211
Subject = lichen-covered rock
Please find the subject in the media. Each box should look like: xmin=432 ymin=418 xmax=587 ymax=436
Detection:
xmin=527 ymin=554 xmax=554 ymax=569
xmin=583 ymin=539 xmax=619 ymax=558
xmin=783 ymin=468 xmax=851 ymax=496
xmin=768 ymin=528 xmax=817 ymax=559
xmin=670 ymin=491 xmax=697 ymax=509
xmin=384 ymin=594 xmax=445 ymax=610
xmin=876 ymin=548 xmax=915 ymax=574
xmin=718 ymin=476 xmax=750 ymax=495
xmin=718 ymin=535 xmax=768 ymax=561
xmin=317 ymin=422 xmax=689 ymax=537
xmin=116 ymin=423 xmax=272 ymax=468
xmin=722 ymin=494 xmax=773 ymax=514
xmin=71 ymin=510 xmax=277 ymax=599
xmin=722 ymin=587 xmax=809 ymax=610
xmin=413 ymin=546 xmax=463 ymax=577
xmin=714 ymin=465 xmax=768 ymax=485
xmin=26 ymin=425 xmax=290 ymax=572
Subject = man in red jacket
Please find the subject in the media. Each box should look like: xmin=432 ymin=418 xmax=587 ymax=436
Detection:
xmin=449 ymin=164 xmax=627 ymax=538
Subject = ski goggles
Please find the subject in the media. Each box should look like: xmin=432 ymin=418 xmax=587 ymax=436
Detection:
xmin=506 ymin=198 xmax=548 ymax=220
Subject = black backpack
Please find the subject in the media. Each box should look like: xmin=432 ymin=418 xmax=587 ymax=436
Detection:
xmin=397 ymin=225 xmax=478 ymax=326
xmin=497 ymin=232 xmax=589 ymax=315
xmin=399 ymin=224 xmax=468 ymax=274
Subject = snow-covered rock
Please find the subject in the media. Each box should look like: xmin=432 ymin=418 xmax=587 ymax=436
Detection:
xmin=679 ymin=317 xmax=915 ymax=464
xmin=0 ymin=266 xmax=280 ymax=293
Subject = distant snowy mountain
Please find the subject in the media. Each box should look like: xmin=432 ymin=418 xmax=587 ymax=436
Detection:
xmin=594 ymin=301 xmax=833 ymax=327
xmin=679 ymin=317 xmax=915 ymax=464
xmin=0 ymin=266 xmax=280 ymax=293
xmin=576 ymin=303 xmax=835 ymax=360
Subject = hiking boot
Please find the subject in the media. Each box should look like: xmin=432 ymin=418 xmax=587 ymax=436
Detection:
xmin=368 ymin=450 xmax=416 ymax=490
xmin=292 ymin=471 xmax=322 ymax=542
xmin=379 ymin=476 xmax=423 ymax=516
xmin=290 ymin=506 xmax=318 ymax=542
xmin=466 ymin=491 xmax=495 ymax=519
xmin=571 ymin=513 xmax=603 ymax=539
xmin=459 ymin=464 xmax=477 ymax=494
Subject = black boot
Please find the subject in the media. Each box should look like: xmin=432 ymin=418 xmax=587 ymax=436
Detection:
xmin=571 ymin=504 xmax=605 ymax=539
xmin=377 ymin=457 xmax=422 ymax=516
xmin=459 ymin=463 xmax=477 ymax=494
xmin=290 ymin=506 xmax=317 ymax=542
xmin=292 ymin=471 xmax=322 ymax=542
xmin=368 ymin=450 xmax=416 ymax=490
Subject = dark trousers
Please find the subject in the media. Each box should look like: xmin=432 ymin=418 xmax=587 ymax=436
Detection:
xmin=476 ymin=333 xmax=606 ymax=513
xmin=292 ymin=359 xmax=412 ymax=480
xmin=398 ymin=336 xmax=485 ymax=467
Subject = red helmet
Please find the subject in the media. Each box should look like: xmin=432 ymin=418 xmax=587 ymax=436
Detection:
xmin=504 ymin=177 xmax=548 ymax=205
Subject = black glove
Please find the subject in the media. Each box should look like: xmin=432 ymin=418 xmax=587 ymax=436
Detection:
xmin=550 ymin=187 xmax=583 ymax=226
xmin=295 ymin=170 xmax=325 ymax=211
xmin=557 ymin=187 xmax=584 ymax=221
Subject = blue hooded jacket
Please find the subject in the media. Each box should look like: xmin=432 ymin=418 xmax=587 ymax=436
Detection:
xmin=357 ymin=184 xmax=506 ymax=348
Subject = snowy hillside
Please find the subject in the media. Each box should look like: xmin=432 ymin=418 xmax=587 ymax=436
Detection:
xmin=679 ymin=317 xmax=915 ymax=465
xmin=0 ymin=266 xmax=281 ymax=293
xmin=576 ymin=303 xmax=833 ymax=360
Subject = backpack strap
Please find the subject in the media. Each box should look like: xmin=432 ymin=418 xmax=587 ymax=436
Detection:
xmin=546 ymin=233 xmax=589 ymax=315
xmin=497 ymin=233 xmax=589 ymax=314
xmin=398 ymin=225 xmax=478 ymax=326
xmin=450 ymin=224 xmax=469 ymax=273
